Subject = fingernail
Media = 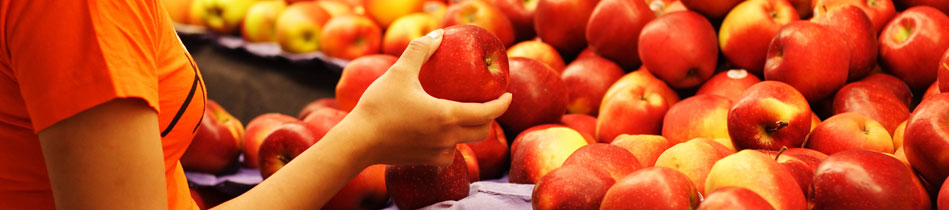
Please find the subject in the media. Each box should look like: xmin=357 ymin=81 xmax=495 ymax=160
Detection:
xmin=425 ymin=29 xmax=444 ymax=39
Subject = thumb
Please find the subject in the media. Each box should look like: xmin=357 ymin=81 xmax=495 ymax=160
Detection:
xmin=390 ymin=29 xmax=444 ymax=77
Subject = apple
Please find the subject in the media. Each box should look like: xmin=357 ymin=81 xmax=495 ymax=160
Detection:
xmin=712 ymin=138 xmax=738 ymax=152
xmin=322 ymin=164 xmax=389 ymax=210
xmin=596 ymin=69 xmax=679 ymax=143
xmin=163 ymin=0 xmax=194 ymax=24
xmin=811 ymin=5 xmax=878 ymax=82
xmin=561 ymin=144 xmax=641 ymax=181
xmin=610 ymin=134 xmax=672 ymax=167
xmin=419 ymin=25 xmax=509 ymax=103
xmin=812 ymin=150 xmax=931 ymax=209
xmin=892 ymin=120 xmax=907 ymax=149
xmin=382 ymin=13 xmax=439 ymax=56
xmin=560 ymin=114 xmax=597 ymax=144
xmin=301 ymin=106 xmax=347 ymax=139
xmin=297 ymin=97 xmax=339 ymax=119
xmin=241 ymin=1 xmax=286 ymax=42
xmin=728 ymin=81 xmax=812 ymax=150
xmin=896 ymin=0 xmax=949 ymax=16
xmin=509 ymin=125 xmax=588 ymax=184
xmin=442 ymin=0 xmax=515 ymax=46
xmin=586 ymin=0 xmax=655 ymax=69
xmin=190 ymin=187 xmax=207 ymax=210
xmin=364 ymin=0 xmax=425 ymax=28
xmin=813 ymin=0 xmax=896 ymax=33
xmin=463 ymin=121 xmax=508 ymax=179
xmin=497 ymin=57 xmax=568 ymax=133
xmin=534 ymin=0 xmax=599 ymax=57
xmin=560 ymin=55 xmax=625 ymax=116
xmin=258 ymin=122 xmax=319 ymax=179
xmin=274 ymin=2 xmax=332 ymax=53
xmin=940 ymin=48 xmax=949 ymax=92
xmin=422 ymin=0 xmax=448 ymax=24
xmin=493 ymin=0 xmax=539 ymax=41
xmin=759 ymin=148 xmax=829 ymax=196
xmin=679 ymin=0 xmax=741 ymax=19
xmin=335 ymin=54 xmax=398 ymax=112
xmin=923 ymin=81 xmax=943 ymax=105
xmin=531 ymin=164 xmax=614 ymax=210
xmin=316 ymin=0 xmax=353 ymax=17
xmin=181 ymin=100 xmax=244 ymax=174
xmin=832 ymin=81 xmax=910 ymax=134
xmin=200 ymin=0 xmax=257 ymax=34
xmin=638 ymin=11 xmax=717 ymax=88
xmin=661 ymin=94 xmax=732 ymax=144
xmin=940 ymin=177 xmax=949 ymax=210
xmin=507 ymin=40 xmax=566 ymax=72
xmin=654 ymin=138 xmax=733 ymax=195
xmin=188 ymin=0 xmax=206 ymax=26
xmin=705 ymin=150 xmax=807 ymax=210
xmin=697 ymin=187 xmax=776 ymax=210
xmin=243 ymin=113 xmax=298 ymax=168
xmin=859 ymin=73 xmax=913 ymax=107
xmin=386 ymin=149 xmax=469 ymax=210
xmin=805 ymin=112 xmax=894 ymax=155
xmin=599 ymin=167 xmax=700 ymax=210
xmin=719 ymin=0 xmax=799 ymax=75
xmin=457 ymin=144 xmax=480 ymax=182
xmin=764 ymin=21 xmax=849 ymax=102
xmin=319 ymin=15 xmax=382 ymax=60
xmin=879 ymin=6 xmax=949 ymax=91
xmin=904 ymin=93 xmax=949 ymax=187
xmin=695 ymin=69 xmax=762 ymax=102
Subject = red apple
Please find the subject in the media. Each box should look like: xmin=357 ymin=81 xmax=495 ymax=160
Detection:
xmin=386 ymin=149 xmax=469 ymax=210
xmin=323 ymin=164 xmax=389 ymax=210
xmin=382 ymin=13 xmax=439 ymax=56
xmin=442 ymin=0 xmax=515 ymax=46
xmin=181 ymin=100 xmax=244 ymax=174
xmin=335 ymin=54 xmax=398 ymax=112
xmin=241 ymin=1 xmax=287 ymax=43
xmin=534 ymin=0 xmax=599 ymax=57
xmin=258 ymin=122 xmax=320 ymax=179
xmin=316 ymin=0 xmax=353 ymax=17
xmin=586 ymin=0 xmax=655 ymax=68
xmin=301 ymin=107 xmax=347 ymax=139
xmin=728 ymin=81 xmax=813 ymax=150
xmin=320 ymin=15 xmax=382 ymax=60
xmin=599 ymin=167 xmax=700 ymax=210
xmin=561 ymin=144 xmax=641 ymax=181
xmin=923 ymin=81 xmax=943 ymax=105
xmin=705 ymin=150 xmax=807 ymax=210
xmin=764 ymin=21 xmax=849 ymax=102
xmin=892 ymin=120 xmax=907 ymax=149
xmin=419 ymin=25 xmax=509 ymax=103
xmin=463 ymin=121 xmax=508 ymax=179
xmin=940 ymin=48 xmax=949 ymax=92
xmin=457 ymin=144 xmax=480 ymax=182
xmin=805 ymin=112 xmax=894 ymax=155
xmin=509 ymin=125 xmax=589 ymax=184
xmin=719 ymin=0 xmax=799 ymax=75
xmin=274 ymin=2 xmax=332 ymax=53
xmin=560 ymin=114 xmax=597 ymax=144
xmin=904 ymin=93 xmax=949 ymax=187
xmin=832 ymin=81 xmax=910 ymax=134
xmin=297 ymin=97 xmax=339 ymax=119
xmin=696 ymin=69 xmax=762 ymax=102
xmin=610 ymin=134 xmax=672 ymax=167
xmin=507 ymin=40 xmax=566 ymax=72
xmin=812 ymin=150 xmax=931 ymax=209
xmin=680 ymin=0 xmax=742 ymax=19
xmin=493 ymin=0 xmax=539 ymax=41
xmin=497 ymin=57 xmax=568 ymax=133
xmin=759 ymin=148 xmax=829 ymax=196
xmin=654 ymin=138 xmax=733 ymax=195
xmin=697 ymin=187 xmax=776 ymax=210
xmin=879 ymin=6 xmax=949 ymax=91
xmin=531 ymin=164 xmax=614 ymax=210
xmin=638 ymin=11 xmax=717 ymax=88
xmin=811 ymin=5 xmax=878 ymax=82
xmin=940 ymin=177 xmax=949 ymax=210
xmin=560 ymin=55 xmax=625 ymax=116
xmin=895 ymin=0 xmax=949 ymax=16
xmin=242 ymin=113 xmax=298 ymax=168
xmin=858 ymin=73 xmax=913 ymax=107
xmin=596 ymin=69 xmax=679 ymax=143
xmin=661 ymin=94 xmax=732 ymax=144
xmin=813 ymin=0 xmax=896 ymax=33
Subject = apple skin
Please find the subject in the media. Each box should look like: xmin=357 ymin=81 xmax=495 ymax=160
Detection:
xmin=507 ymin=40 xmax=566 ymax=73
xmin=385 ymin=149 xmax=469 ymax=210
xmin=181 ymin=100 xmax=244 ymax=174
xmin=811 ymin=150 xmax=931 ymax=210
xmin=764 ymin=21 xmax=849 ymax=102
xmin=892 ymin=120 xmax=907 ymax=149
xmin=419 ymin=24 xmax=510 ymax=103
xmin=274 ymin=2 xmax=332 ymax=53
xmin=940 ymin=49 xmax=949 ymax=92
xmin=719 ymin=0 xmax=799 ymax=75
xmin=895 ymin=0 xmax=949 ymax=15
xmin=534 ymin=0 xmax=599 ymax=57
xmin=493 ymin=0 xmax=539 ymax=41
xmin=443 ymin=0 xmax=515 ymax=46
xmin=561 ymin=143 xmax=641 ymax=181
xmin=382 ymin=13 xmax=439 ymax=56
xmin=241 ymin=1 xmax=287 ymax=43
xmin=163 ymin=0 xmax=194 ymax=24
xmin=531 ymin=164 xmax=614 ymax=210
xmin=599 ymin=167 xmax=700 ymax=210
xmin=661 ymin=94 xmax=732 ymax=145
xmin=610 ymin=134 xmax=672 ymax=167
xmin=316 ymin=0 xmax=353 ymax=18
xmin=586 ymin=0 xmax=655 ymax=69
xmin=322 ymin=164 xmax=389 ymax=210
xmin=297 ymin=97 xmax=339 ymax=119
xmin=832 ymin=81 xmax=910 ymax=134
xmin=509 ymin=125 xmax=589 ymax=184
xmin=923 ymin=81 xmax=944 ymax=105
xmin=319 ymin=15 xmax=382 ymax=60
xmin=759 ymin=148 xmax=829 ymax=197
xmin=560 ymin=114 xmax=598 ymax=144
xmin=940 ymin=177 xmax=949 ymax=210
xmin=335 ymin=54 xmax=398 ymax=112
xmin=188 ymin=0 xmax=206 ymax=26
xmin=696 ymin=69 xmax=762 ymax=102
xmin=705 ymin=150 xmax=807 ymax=210
xmin=497 ymin=57 xmax=568 ymax=133
xmin=904 ymin=93 xmax=949 ymax=188
xmin=697 ymin=187 xmax=776 ymax=210
xmin=243 ymin=113 xmax=298 ymax=168
xmin=805 ymin=113 xmax=894 ymax=155
xmin=596 ymin=69 xmax=679 ymax=143
xmin=560 ymin=55 xmax=625 ymax=116
xmin=200 ymin=0 xmax=257 ymax=35
xmin=813 ymin=0 xmax=896 ymax=33
xmin=638 ymin=11 xmax=717 ymax=89
xmin=858 ymin=73 xmax=914 ymax=107
xmin=680 ymin=0 xmax=742 ymax=19
xmin=457 ymin=144 xmax=480 ymax=182
xmin=654 ymin=138 xmax=733 ymax=195
xmin=364 ymin=0 xmax=425 ymax=28
xmin=879 ymin=6 xmax=949 ymax=91
xmin=301 ymin=106 xmax=347 ymax=138
xmin=727 ymin=81 xmax=813 ymax=151
xmin=811 ymin=5 xmax=878 ymax=82
xmin=462 ymin=121 xmax=508 ymax=179
xmin=258 ymin=122 xmax=320 ymax=179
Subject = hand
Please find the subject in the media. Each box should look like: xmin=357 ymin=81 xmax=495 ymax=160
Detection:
xmin=346 ymin=29 xmax=512 ymax=167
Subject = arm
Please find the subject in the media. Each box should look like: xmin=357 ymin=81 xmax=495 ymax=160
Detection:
xmin=214 ymin=29 xmax=512 ymax=209
xmin=37 ymin=98 xmax=168 ymax=210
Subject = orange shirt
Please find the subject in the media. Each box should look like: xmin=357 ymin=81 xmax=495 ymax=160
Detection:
xmin=0 ymin=0 xmax=206 ymax=209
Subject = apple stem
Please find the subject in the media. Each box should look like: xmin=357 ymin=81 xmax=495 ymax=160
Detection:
xmin=775 ymin=146 xmax=788 ymax=161
xmin=766 ymin=120 xmax=790 ymax=133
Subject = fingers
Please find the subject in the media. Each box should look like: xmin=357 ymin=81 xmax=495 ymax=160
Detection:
xmin=455 ymin=123 xmax=493 ymax=144
xmin=448 ymin=93 xmax=513 ymax=126
xmin=431 ymin=148 xmax=456 ymax=167
xmin=390 ymin=29 xmax=444 ymax=77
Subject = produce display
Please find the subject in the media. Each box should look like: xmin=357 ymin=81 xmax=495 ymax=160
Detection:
xmin=162 ymin=0 xmax=949 ymax=209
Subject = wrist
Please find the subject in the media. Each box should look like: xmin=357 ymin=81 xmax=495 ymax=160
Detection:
xmin=321 ymin=111 xmax=379 ymax=169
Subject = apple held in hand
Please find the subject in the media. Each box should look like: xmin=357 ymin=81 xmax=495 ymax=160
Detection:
xmin=242 ymin=1 xmax=287 ymax=43
xmin=335 ymin=54 xmax=398 ymax=112
xmin=879 ymin=6 xmax=949 ymax=91
xmin=728 ymin=81 xmax=812 ymax=150
xmin=638 ymin=11 xmax=718 ymax=89
xmin=274 ymin=2 xmax=332 ymax=54
xmin=811 ymin=150 xmax=931 ymax=210
xmin=442 ymin=0 xmax=515 ymax=46
xmin=695 ymin=69 xmax=762 ymax=102
xmin=805 ymin=113 xmax=894 ymax=155
xmin=243 ymin=113 xmax=298 ymax=169
xmin=599 ymin=167 xmax=700 ymax=210
xmin=386 ymin=149 xmax=469 ymax=210
xmin=181 ymin=100 xmax=244 ymax=174
xmin=319 ymin=15 xmax=383 ymax=60
xmin=764 ymin=21 xmax=849 ymax=102
xmin=904 ymin=93 xmax=949 ymax=188
xmin=419 ymin=25 xmax=509 ymax=103
xmin=719 ymin=0 xmax=799 ymax=75
xmin=586 ymin=0 xmax=655 ymax=69
xmin=497 ymin=57 xmax=568 ymax=133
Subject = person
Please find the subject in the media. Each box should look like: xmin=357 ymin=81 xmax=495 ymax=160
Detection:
xmin=0 ymin=0 xmax=512 ymax=209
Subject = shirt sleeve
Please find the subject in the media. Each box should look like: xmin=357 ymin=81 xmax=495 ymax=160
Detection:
xmin=6 ymin=0 xmax=161 ymax=133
